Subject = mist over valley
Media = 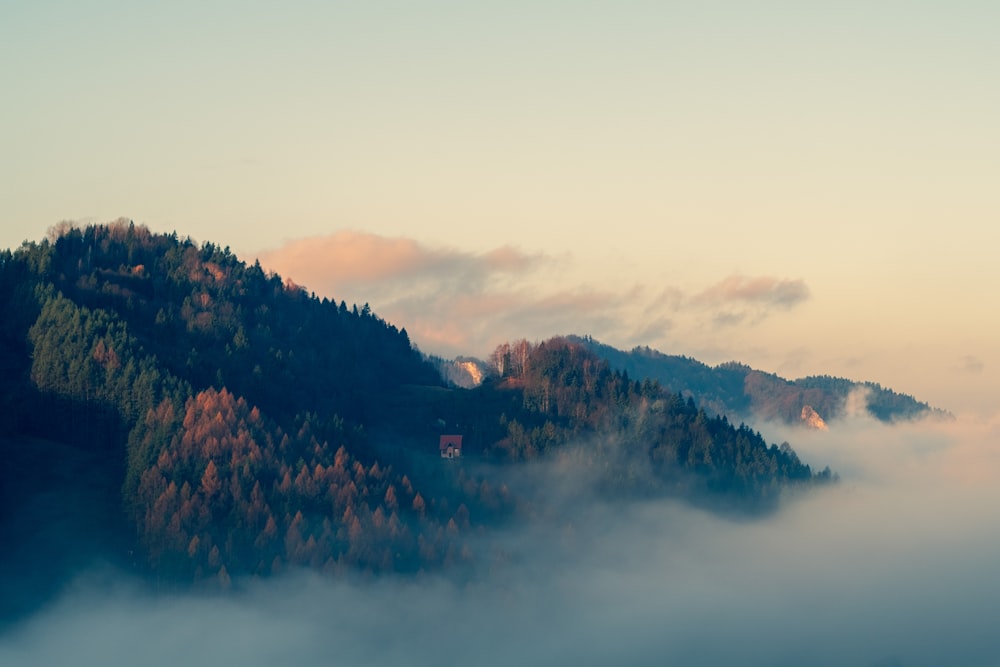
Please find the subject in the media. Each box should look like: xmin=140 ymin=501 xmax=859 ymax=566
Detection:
xmin=4 ymin=413 xmax=998 ymax=667
xmin=0 ymin=223 xmax=996 ymax=666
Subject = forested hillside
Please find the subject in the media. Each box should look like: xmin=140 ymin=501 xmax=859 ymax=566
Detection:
xmin=568 ymin=335 xmax=944 ymax=427
xmin=0 ymin=221 xmax=831 ymax=600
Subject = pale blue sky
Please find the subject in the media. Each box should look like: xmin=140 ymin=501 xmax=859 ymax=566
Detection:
xmin=3 ymin=1 xmax=998 ymax=415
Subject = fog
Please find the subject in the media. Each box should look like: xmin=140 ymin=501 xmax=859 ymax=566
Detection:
xmin=3 ymin=412 xmax=999 ymax=667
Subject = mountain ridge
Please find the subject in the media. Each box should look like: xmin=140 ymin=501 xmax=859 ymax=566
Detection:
xmin=438 ymin=335 xmax=947 ymax=429
xmin=567 ymin=334 xmax=948 ymax=427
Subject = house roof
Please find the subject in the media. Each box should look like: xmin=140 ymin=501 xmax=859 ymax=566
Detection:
xmin=439 ymin=435 xmax=463 ymax=450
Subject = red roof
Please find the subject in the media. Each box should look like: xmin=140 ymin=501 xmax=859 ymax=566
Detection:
xmin=439 ymin=435 xmax=462 ymax=451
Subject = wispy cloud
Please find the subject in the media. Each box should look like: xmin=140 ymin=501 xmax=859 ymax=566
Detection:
xmin=958 ymin=355 xmax=985 ymax=375
xmin=687 ymin=274 xmax=811 ymax=330
xmin=256 ymin=232 xmax=810 ymax=358
xmin=696 ymin=274 xmax=811 ymax=309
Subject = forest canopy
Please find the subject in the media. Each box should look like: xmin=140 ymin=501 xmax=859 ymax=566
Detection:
xmin=0 ymin=221 xmax=831 ymax=594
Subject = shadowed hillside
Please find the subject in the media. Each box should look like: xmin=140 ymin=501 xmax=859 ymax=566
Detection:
xmin=0 ymin=221 xmax=831 ymax=617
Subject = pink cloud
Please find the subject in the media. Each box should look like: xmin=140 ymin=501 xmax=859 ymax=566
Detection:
xmin=255 ymin=231 xmax=543 ymax=302
xmin=256 ymin=231 xmax=449 ymax=293
xmin=253 ymin=232 xmax=812 ymax=359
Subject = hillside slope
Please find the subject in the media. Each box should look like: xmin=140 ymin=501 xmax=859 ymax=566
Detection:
xmin=0 ymin=221 xmax=831 ymax=600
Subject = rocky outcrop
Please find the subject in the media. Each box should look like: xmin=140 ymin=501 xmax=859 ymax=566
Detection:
xmin=801 ymin=405 xmax=829 ymax=431
xmin=436 ymin=357 xmax=493 ymax=388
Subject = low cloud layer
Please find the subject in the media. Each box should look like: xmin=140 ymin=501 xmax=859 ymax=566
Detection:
xmin=4 ymin=414 xmax=999 ymax=666
xmin=256 ymin=231 xmax=810 ymax=358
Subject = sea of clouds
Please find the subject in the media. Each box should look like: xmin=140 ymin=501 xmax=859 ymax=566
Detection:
xmin=2 ymin=410 xmax=998 ymax=667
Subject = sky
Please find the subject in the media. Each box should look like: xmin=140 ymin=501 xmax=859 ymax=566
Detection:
xmin=3 ymin=1 xmax=998 ymax=417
